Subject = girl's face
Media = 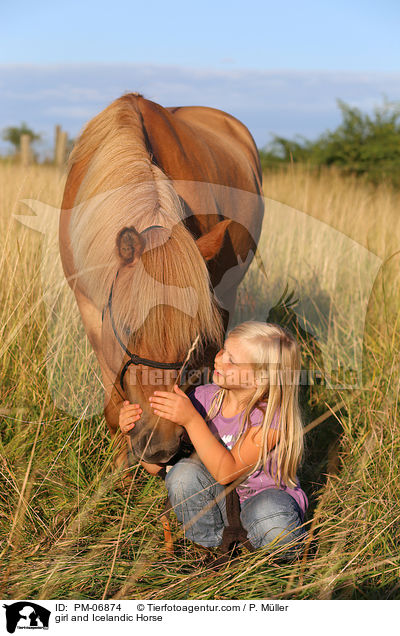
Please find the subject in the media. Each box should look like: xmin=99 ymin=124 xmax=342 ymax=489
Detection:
xmin=213 ymin=336 xmax=257 ymax=390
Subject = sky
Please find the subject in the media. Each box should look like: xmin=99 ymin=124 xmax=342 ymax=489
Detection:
xmin=1 ymin=0 xmax=400 ymax=156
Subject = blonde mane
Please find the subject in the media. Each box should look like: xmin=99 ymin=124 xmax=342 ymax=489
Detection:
xmin=68 ymin=93 xmax=223 ymax=359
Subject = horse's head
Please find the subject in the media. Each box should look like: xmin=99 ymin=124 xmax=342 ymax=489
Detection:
xmin=101 ymin=221 xmax=229 ymax=463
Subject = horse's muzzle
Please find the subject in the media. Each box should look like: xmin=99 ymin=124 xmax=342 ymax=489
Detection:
xmin=129 ymin=425 xmax=185 ymax=464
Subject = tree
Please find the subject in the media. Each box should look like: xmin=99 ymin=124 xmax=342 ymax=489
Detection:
xmin=259 ymin=98 xmax=400 ymax=186
xmin=2 ymin=122 xmax=41 ymax=153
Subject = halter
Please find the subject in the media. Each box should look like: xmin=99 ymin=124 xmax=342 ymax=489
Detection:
xmin=102 ymin=226 xmax=185 ymax=391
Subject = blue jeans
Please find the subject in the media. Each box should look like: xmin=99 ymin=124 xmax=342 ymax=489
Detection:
xmin=165 ymin=456 xmax=307 ymax=556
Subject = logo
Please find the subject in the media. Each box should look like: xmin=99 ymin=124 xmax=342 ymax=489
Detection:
xmin=3 ymin=603 xmax=50 ymax=634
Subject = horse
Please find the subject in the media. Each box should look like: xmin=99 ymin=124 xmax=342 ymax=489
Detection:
xmin=59 ymin=93 xmax=264 ymax=468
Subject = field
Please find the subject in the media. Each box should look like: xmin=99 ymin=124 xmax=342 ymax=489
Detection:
xmin=0 ymin=162 xmax=399 ymax=599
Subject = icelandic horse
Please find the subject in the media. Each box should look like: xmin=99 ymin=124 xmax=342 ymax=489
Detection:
xmin=59 ymin=93 xmax=264 ymax=468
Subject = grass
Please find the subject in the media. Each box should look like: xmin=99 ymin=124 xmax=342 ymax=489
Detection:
xmin=0 ymin=162 xmax=399 ymax=599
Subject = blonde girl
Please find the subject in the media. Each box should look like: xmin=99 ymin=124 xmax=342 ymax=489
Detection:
xmin=119 ymin=321 xmax=308 ymax=555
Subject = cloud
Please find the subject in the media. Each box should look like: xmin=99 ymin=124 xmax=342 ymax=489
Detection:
xmin=0 ymin=63 xmax=399 ymax=157
xmin=44 ymin=106 xmax=98 ymax=119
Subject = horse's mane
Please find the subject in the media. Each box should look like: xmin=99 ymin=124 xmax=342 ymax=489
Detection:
xmin=67 ymin=93 xmax=223 ymax=359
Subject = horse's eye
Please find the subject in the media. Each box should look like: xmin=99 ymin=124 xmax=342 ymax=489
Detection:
xmin=123 ymin=326 xmax=131 ymax=337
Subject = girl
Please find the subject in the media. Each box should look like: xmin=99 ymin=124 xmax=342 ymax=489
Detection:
xmin=119 ymin=321 xmax=308 ymax=556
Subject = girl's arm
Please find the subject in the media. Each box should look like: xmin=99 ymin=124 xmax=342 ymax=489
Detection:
xmin=149 ymin=386 xmax=278 ymax=485
xmin=119 ymin=401 xmax=164 ymax=476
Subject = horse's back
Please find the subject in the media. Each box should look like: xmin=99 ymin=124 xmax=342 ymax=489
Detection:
xmin=137 ymin=96 xmax=261 ymax=192
xmin=136 ymin=96 xmax=263 ymax=241
xmin=167 ymin=104 xmax=261 ymax=181
xmin=60 ymin=94 xmax=264 ymax=288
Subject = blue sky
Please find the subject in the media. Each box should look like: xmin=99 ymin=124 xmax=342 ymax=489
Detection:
xmin=3 ymin=0 xmax=399 ymax=70
xmin=1 ymin=0 xmax=400 ymax=155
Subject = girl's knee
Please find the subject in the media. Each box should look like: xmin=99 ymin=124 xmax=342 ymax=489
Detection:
xmin=166 ymin=461 xmax=200 ymax=497
xmin=165 ymin=459 xmax=217 ymax=502
xmin=245 ymin=513 xmax=306 ymax=551
xmin=240 ymin=489 xmax=306 ymax=552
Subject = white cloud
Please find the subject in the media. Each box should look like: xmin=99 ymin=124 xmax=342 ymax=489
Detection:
xmin=0 ymin=63 xmax=399 ymax=155
xmin=44 ymin=106 xmax=98 ymax=119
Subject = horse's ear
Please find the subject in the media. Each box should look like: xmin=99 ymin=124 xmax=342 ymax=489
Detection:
xmin=196 ymin=219 xmax=232 ymax=261
xmin=116 ymin=226 xmax=145 ymax=266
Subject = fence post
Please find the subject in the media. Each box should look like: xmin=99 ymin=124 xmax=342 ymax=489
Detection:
xmin=54 ymin=124 xmax=61 ymax=163
xmin=20 ymin=134 xmax=32 ymax=166
xmin=55 ymin=130 xmax=67 ymax=168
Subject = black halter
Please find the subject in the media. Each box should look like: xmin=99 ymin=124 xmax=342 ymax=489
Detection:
xmin=102 ymin=270 xmax=185 ymax=392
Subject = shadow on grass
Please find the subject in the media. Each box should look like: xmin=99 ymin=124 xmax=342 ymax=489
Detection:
xmin=298 ymin=389 xmax=343 ymax=521
xmin=331 ymin=581 xmax=400 ymax=600
xmin=264 ymin=286 xmax=344 ymax=521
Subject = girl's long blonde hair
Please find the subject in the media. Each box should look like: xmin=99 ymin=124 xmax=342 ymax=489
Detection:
xmin=207 ymin=321 xmax=304 ymax=488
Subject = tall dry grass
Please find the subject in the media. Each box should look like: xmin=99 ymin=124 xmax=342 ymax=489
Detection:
xmin=0 ymin=162 xmax=399 ymax=599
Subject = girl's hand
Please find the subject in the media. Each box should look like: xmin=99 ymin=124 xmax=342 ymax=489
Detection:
xmin=149 ymin=385 xmax=197 ymax=428
xmin=119 ymin=400 xmax=142 ymax=435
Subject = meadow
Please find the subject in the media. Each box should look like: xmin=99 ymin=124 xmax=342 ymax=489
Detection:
xmin=0 ymin=162 xmax=399 ymax=599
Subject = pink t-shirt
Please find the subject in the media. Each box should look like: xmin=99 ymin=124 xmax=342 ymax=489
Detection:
xmin=188 ymin=383 xmax=308 ymax=516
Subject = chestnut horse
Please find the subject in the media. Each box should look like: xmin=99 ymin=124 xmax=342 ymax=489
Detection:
xmin=59 ymin=93 xmax=264 ymax=467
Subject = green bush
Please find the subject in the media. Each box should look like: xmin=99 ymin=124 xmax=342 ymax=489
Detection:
xmin=260 ymin=98 xmax=400 ymax=187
